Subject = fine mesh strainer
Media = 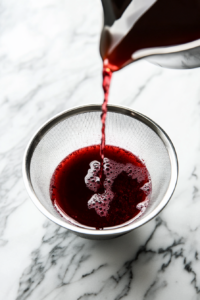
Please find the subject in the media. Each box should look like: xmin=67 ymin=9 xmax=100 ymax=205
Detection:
xmin=23 ymin=104 xmax=178 ymax=240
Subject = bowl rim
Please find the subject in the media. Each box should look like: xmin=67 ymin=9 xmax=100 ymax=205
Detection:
xmin=22 ymin=104 xmax=178 ymax=237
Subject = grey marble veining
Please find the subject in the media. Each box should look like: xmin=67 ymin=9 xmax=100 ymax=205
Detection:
xmin=0 ymin=0 xmax=200 ymax=299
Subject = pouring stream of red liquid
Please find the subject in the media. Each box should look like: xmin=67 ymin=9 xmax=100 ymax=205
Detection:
xmin=100 ymin=62 xmax=112 ymax=180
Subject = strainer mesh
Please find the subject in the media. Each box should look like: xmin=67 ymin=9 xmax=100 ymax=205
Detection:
xmin=30 ymin=111 xmax=171 ymax=226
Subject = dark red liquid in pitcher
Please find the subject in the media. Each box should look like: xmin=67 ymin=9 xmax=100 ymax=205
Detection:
xmin=50 ymin=145 xmax=151 ymax=229
xmin=102 ymin=0 xmax=200 ymax=70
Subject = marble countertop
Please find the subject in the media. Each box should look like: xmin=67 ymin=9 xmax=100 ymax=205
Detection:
xmin=1 ymin=0 xmax=200 ymax=299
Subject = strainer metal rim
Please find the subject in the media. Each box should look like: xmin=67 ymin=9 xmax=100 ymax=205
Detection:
xmin=23 ymin=104 xmax=178 ymax=237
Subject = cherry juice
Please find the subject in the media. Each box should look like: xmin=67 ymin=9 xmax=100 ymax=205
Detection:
xmin=50 ymin=145 xmax=151 ymax=229
xmin=99 ymin=65 xmax=112 ymax=179
xmin=49 ymin=48 xmax=152 ymax=230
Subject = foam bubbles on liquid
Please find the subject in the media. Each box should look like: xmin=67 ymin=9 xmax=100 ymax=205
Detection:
xmin=85 ymin=161 xmax=101 ymax=192
xmin=85 ymin=158 xmax=152 ymax=217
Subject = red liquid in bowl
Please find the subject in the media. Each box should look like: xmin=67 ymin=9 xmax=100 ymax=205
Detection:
xmin=50 ymin=145 xmax=151 ymax=229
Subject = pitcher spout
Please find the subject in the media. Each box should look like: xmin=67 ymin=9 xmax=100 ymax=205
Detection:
xmin=100 ymin=0 xmax=200 ymax=70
